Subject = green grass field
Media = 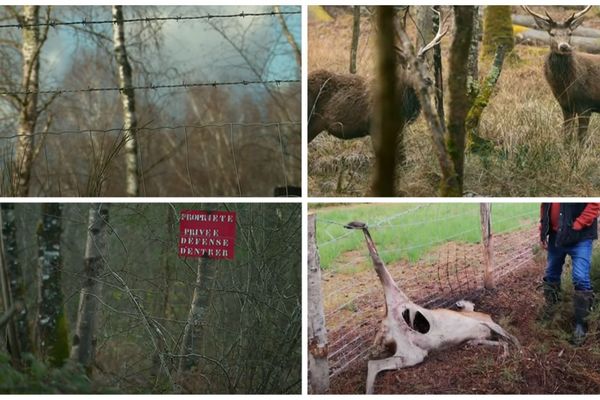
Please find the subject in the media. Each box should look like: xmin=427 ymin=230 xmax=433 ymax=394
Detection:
xmin=313 ymin=203 xmax=539 ymax=269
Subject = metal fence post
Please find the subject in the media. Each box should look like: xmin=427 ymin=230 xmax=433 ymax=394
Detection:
xmin=307 ymin=213 xmax=329 ymax=393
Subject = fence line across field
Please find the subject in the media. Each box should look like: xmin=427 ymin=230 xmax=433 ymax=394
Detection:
xmin=307 ymin=204 xmax=540 ymax=393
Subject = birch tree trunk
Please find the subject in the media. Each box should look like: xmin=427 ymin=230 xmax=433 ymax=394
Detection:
xmin=1 ymin=204 xmax=31 ymax=353
xmin=12 ymin=6 xmax=41 ymax=196
xmin=178 ymin=255 xmax=217 ymax=373
xmin=112 ymin=5 xmax=141 ymax=197
xmin=307 ymin=213 xmax=329 ymax=393
xmin=70 ymin=203 xmax=110 ymax=370
xmin=274 ymin=6 xmax=301 ymax=70
xmin=37 ymin=203 xmax=69 ymax=366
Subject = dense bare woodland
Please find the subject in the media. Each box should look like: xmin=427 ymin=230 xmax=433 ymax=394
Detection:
xmin=0 ymin=5 xmax=301 ymax=197
xmin=0 ymin=203 xmax=301 ymax=393
xmin=308 ymin=6 xmax=600 ymax=196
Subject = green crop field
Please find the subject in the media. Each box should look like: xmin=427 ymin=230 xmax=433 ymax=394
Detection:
xmin=312 ymin=203 xmax=539 ymax=269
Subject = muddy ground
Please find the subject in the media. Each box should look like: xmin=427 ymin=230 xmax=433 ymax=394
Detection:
xmin=327 ymin=260 xmax=600 ymax=394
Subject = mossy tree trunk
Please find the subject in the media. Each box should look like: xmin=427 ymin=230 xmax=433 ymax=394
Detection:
xmin=1 ymin=204 xmax=31 ymax=354
xmin=482 ymin=6 xmax=514 ymax=58
xmin=446 ymin=6 xmax=475 ymax=194
xmin=37 ymin=203 xmax=69 ymax=367
xmin=371 ymin=6 xmax=403 ymax=196
xmin=71 ymin=204 xmax=110 ymax=371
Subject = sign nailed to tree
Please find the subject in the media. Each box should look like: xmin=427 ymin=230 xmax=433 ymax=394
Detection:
xmin=179 ymin=210 xmax=236 ymax=259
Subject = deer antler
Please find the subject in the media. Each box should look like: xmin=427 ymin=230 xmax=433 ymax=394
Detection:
xmin=417 ymin=7 xmax=449 ymax=58
xmin=523 ymin=5 xmax=555 ymax=25
xmin=565 ymin=5 xmax=593 ymax=26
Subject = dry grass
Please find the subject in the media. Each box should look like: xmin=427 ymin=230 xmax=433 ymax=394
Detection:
xmin=308 ymin=7 xmax=600 ymax=196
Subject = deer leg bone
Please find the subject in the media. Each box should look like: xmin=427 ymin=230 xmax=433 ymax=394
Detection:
xmin=366 ymin=354 xmax=420 ymax=394
xmin=466 ymin=339 xmax=509 ymax=357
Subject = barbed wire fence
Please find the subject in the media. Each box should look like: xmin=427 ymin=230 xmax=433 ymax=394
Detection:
xmin=0 ymin=7 xmax=301 ymax=197
xmin=308 ymin=203 xmax=540 ymax=393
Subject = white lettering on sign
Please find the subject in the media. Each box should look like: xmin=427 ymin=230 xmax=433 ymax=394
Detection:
xmin=180 ymin=213 xmax=235 ymax=223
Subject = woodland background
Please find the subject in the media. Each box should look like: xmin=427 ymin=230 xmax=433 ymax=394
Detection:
xmin=308 ymin=6 xmax=600 ymax=197
xmin=0 ymin=203 xmax=301 ymax=394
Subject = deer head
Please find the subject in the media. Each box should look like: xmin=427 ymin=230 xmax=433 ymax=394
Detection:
xmin=524 ymin=6 xmax=593 ymax=55
xmin=394 ymin=7 xmax=448 ymax=86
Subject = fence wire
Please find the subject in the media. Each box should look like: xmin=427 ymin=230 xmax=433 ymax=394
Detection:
xmin=314 ymin=204 xmax=540 ymax=380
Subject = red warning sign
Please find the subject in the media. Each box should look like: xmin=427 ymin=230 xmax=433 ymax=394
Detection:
xmin=178 ymin=210 xmax=236 ymax=259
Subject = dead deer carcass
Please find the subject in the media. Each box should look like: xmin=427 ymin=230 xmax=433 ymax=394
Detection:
xmin=344 ymin=221 xmax=519 ymax=394
xmin=307 ymin=11 xmax=446 ymax=143
xmin=524 ymin=6 xmax=600 ymax=142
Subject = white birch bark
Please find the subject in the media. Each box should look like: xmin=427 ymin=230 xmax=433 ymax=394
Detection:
xmin=70 ymin=203 xmax=110 ymax=369
xmin=307 ymin=213 xmax=329 ymax=393
xmin=12 ymin=6 xmax=41 ymax=196
xmin=112 ymin=5 xmax=140 ymax=197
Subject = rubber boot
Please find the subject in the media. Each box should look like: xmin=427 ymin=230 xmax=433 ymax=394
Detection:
xmin=539 ymin=279 xmax=561 ymax=321
xmin=572 ymin=290 xmax=594 ymax=346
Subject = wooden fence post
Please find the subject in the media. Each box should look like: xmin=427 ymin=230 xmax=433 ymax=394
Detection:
xmin=307 ymin=213 xmax=329 ymax=393
xmin=480 ymin=203 xmax=495 ymax=289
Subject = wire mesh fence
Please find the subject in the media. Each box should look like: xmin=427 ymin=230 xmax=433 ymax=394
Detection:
xmin=308 ymin=203 xmax=540 ymax=384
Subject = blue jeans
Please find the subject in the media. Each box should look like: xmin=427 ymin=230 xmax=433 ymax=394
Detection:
xmin=545 ymin=234 xmax=593 ymax=291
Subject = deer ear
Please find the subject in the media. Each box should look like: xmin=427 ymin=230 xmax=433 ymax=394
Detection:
xmin=569 ymin=17 xmax=585 ymax=31
xmin=532 ymin=16 xmax=553 ymax=31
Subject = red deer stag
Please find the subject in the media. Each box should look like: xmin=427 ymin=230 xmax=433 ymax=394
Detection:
xmin=524 ymin=6 xmax=600 ymax=143
xmin=307 ymin=10 xmax=447 ymax=143
xmin=344 ymin=221 xmax=520 ymax=394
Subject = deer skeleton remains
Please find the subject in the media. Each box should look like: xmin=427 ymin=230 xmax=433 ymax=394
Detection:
xmin=344 ymin=221 xmax=520 ymax=394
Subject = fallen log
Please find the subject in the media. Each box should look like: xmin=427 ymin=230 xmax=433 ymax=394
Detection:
xmin=512 ymin=14 xmax=600 ymax=38
xmin=514 ymin=25 xmax=600 ymax=54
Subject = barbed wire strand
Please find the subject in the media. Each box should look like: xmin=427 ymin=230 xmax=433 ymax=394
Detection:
xmin=0 ymin=78 xmax=300 ymax=97
xmin=0 ymin=121 xmax=301 ymax=141
xmin=0 ymin=10 xmax=301 ymax=30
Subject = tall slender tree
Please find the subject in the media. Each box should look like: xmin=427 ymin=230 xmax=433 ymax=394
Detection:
xmin=37 ymin=203 xmax=69 ymax=366
xmin=70 ymin=203 xmax=110 ymax=371
xmin=10 ymin=6 xmax=51 ymax=196
xmin=112 ymin=5 xmax=141 ymax=197
xmin=0 ymin=204 xmax=31 ymax=353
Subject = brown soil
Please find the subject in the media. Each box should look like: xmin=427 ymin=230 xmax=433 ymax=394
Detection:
xmin=327 ymin=261 xmax=600 ymax=394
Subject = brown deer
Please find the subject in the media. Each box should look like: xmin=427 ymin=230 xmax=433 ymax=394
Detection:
xmin=524 ymin=6 xmax=600 ymax=142
xmin=308 ymin=10 xmax=447 ymax=143
xmin=344 ymin=221 xmax=520 ymax=394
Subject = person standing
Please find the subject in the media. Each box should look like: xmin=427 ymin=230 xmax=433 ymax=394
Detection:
xmin=540 ymin=202 xmax=599 ymax=345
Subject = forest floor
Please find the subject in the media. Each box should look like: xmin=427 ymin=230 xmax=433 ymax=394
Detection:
xmin=326 ymin=258 xmax=600 ymax=394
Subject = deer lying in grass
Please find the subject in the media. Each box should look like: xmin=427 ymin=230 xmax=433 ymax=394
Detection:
xmin=523 ymin=6 xmax=600 ymax=143
xmin=307 ymin=9 xmax=447 ymax=143
xmin=344 ymin=221 xmax=520 ymax=394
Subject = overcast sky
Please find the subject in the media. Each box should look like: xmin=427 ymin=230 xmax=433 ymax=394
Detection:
xmin=40 ymin=5 xmax=301 ymax=88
